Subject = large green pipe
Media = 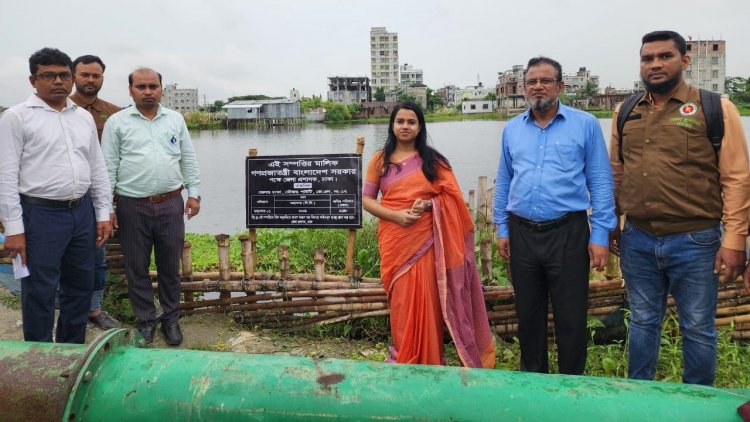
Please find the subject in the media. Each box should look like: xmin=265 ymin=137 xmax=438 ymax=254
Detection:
xmin=0 ymin=329 xmax=748 ymax=421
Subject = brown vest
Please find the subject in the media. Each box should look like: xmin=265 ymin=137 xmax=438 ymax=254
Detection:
xmin=619 ymin=83 xmax=721 ymax=235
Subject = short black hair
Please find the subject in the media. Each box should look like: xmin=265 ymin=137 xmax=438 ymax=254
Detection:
xmin=128 ymin=68 xmax=163 ymax=86
xmin=524 ymin=56 xmax=562 ymax=81
xmin=29 ymin=48 xmax=73 ymax=75
xmin=641 ymin=30 xmax=687 ymax=56
xmin=73 ymin=55 xmax=106 ymax=72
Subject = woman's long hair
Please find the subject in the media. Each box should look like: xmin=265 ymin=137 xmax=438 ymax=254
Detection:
xmin=381 ymin=101 xmax=450 ymax=182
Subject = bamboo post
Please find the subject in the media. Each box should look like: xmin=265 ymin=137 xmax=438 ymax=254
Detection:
xmin=480 ymin=237 xmax=492 ymax=280
xmin=181 ymin=240 xmax=194 ymax=303
xmin=477 ymin=176 xmax=487 ymax=225
xmin=345 ymin=136 xmax=365 ymax=275
xmin=278 ymin=245 xmax=290 ymax=280
xmin=239 ymin=234 xmax=255 ymax=280
xmin=314 ymin=247 xmax=326 ymax=282
xmin=216 ymin=234 xmax=231 ymax=299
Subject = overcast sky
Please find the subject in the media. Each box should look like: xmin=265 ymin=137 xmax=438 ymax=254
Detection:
xmin=1 ymin=0 xmax=748 ymax=107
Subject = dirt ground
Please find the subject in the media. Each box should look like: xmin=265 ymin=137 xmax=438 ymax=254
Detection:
xmin=0 ymin=284 xmax=386 ymax=360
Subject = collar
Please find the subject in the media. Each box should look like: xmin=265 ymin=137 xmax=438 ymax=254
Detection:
xmin=25 ymin=94 xmax=76 ymax=111
xmin=70 ymin=91 xmax=102 ymax=111
xmin=128 ymin=104 xmax=165 ymax=119
xmin=643 ymin=81 xmax=691 ymax=107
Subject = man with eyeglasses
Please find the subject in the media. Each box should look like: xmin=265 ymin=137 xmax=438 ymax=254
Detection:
xmin=493 ymin=56 xmax=616 ymax=375
xmin=102 ymin=68 xmax=200 ymax=346
xmin=0 ymin=48 xmax=113 ymax=344
xmin=70 ymin=55 xmax=121 ymax=331
xmin=610 ymin=30 xmax=750 ymax=386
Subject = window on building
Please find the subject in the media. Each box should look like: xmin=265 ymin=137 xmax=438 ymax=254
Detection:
xmin=713 ymin=84 xmax=719 ymax=91
xmin=380 ymin=51 xmax=385 ymax=56
xmin=470 ymin=104 xmax=476 ymax=110
xmin=483 ymin=104 xmax=489 ymax=110
xmin=685 ymin=70 xmax=692 ymax=78
xmin=712 ymin=56 xmax=719 ymax=65
xmin=712 ymin=69 xmax=718 ymax=78
xmin=687 ymin=44 xmax=692 ymax=51
xmin=713 ymin=44 xmax=718 ymax=51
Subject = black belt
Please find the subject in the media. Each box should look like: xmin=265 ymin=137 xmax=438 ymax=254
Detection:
xmin=20 ymin=194 xmax=84 ymax=209
xmin=511 ymin=211 xmax=585 ymax=232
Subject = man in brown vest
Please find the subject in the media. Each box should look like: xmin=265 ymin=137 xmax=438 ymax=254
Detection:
xmin=70 ymin=55 xmax=121 ymax=330
xmin=609 ymin=31 xmax=750 ymax=385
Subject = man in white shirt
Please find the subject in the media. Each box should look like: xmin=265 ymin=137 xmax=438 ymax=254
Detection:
xmin=0 ymin=48 xmax=113 ymax=343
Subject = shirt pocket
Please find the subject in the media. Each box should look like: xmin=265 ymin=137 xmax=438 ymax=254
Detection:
xmin=552 ymin=138 xmax=582 ymax=172
xmin=159 ymin=131 xmax=181 ymax=157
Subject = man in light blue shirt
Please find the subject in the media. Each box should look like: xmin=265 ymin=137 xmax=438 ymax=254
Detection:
xmin=102 ymin=68 xmax=200 ymax=346
xmin=492 ymin=56 xmax=616 ymax=375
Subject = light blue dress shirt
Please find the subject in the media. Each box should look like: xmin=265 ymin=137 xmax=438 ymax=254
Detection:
xmin=101 ymin=105 xmax=200 ymax=200
xmin=492 ymin=102 xmax=616 ymax=247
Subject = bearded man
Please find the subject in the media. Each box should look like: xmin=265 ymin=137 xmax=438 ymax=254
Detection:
xmin=609 ymin=31 xmax=750 ymax=386
xmin=493 ymin=56 xmax=616 ymax=375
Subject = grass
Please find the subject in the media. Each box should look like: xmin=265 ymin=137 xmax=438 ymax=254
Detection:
xmin=0 ymin=291 xmax=20 ymax=310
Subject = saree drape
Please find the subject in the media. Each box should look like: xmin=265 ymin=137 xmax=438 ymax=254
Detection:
xmin=364 ymin=152 xmax=495 ymax=368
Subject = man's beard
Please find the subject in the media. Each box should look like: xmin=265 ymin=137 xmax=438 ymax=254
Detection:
xmin=528 ymin=96 xmax=556 ymax=112
xmin=78 ymin=84 xmax=101 ymax=96
xmin=642 ymin=74 xmax=680 ymax=94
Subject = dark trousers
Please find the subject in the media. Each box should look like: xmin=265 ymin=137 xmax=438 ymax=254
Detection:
xmin=117 ymin=195 xmax=184 ymax=324
xmin=509 ymin=212 xmax=590 ymax=375
xmin=21 ymin=194 xmax=95 ymax=343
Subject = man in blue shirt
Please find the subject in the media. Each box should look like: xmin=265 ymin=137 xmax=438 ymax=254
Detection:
xmin=493 ymin=56 xmax=616 ymax=375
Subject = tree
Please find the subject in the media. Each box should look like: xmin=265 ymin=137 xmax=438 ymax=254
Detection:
xmin=374 ymin=87 xmax=386 ymax=102
xmin=578 ymin=80 xmax=598 ymax=99
xmin=323 ymin=102 xmax=352 ymax=122
xmin=426 ymin=88 xmax=444 ymax=112
xmin=726 ymin=76 xmax=750 ymax=104
xmin=300 ymin=95 xmax=324 ymax=112
xmin=213 ymin=100 xmax=225 ymax=110
xmin=397 ymin=92 xmax=418 ymax=104
xmin=483 ymin=92 xmax=497 ymax=102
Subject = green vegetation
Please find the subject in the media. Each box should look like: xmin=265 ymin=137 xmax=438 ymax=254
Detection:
xmin=0 ymin=291 xmax=20 ymax=310
xmin=184 ymin=111 xmax=223 ymax=130
xmin=95 ymin=223 xmax=750 ymax=387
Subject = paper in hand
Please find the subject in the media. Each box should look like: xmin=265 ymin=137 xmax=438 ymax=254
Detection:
xmin=12 ymin=254 xmax=30 ymax=279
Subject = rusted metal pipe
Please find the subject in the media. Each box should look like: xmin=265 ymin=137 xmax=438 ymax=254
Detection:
xmin=0 ymin=329 xmax=749 ymax=421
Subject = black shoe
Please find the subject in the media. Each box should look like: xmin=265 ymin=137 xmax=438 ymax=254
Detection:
xmin=136 ymin=321 xmax=157 ymax=344
xmin=161 ymin=321 xmax=183 ymax=346
xmin=89 ymin=311 xmax=120 ymax=330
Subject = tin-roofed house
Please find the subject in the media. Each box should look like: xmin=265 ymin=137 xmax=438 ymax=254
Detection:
xmin=223 ymin=98 xmax=303 ymax=127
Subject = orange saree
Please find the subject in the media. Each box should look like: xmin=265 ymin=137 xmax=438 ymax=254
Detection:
xmin=364 ymin=151 xmax=495 ymax=368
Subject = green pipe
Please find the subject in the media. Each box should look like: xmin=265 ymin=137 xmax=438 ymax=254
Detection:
xmin=0 ymin=329 xmax=748 ymax=421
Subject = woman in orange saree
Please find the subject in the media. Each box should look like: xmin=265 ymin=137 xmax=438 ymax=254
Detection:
xmin=362 ymin=102 xmax=495 ymax=368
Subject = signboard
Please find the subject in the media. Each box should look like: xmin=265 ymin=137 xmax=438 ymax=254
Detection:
xmin=246 ymin=154 xmax=362 ymax=228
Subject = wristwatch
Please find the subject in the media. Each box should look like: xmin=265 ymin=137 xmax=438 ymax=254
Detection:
xmin=192 ymin=195 xmax=201 ymax=203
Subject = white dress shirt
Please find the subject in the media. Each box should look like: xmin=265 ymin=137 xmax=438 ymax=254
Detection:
xmin=0 ymin=94 xmax=112 ymax=235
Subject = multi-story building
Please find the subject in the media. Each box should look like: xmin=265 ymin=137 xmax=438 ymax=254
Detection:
xmin=327 ymin=76 xmax=371 ymax=105
xmin=563 ymin=67 xmax=599 ymax=95
xmin=496 ymin=65 xmax=525 ymax=109
xmin=400 ymin=63 xmax=423 ymax=87
xmin=436 ymin=85 xmax=460 ymax=107
xmin=370 ymin=27 xmax=400 ymax=98
xmin=161 ymin=84 xmax=199 ymax=114
xmin=685 ymin=38 xmax=725 ymax=94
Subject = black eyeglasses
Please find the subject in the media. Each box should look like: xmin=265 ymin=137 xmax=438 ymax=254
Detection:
xmin=524 ymin=78 xmax=559 ymax=87
xmin=34 ymin=71 xmax=73 ymax=82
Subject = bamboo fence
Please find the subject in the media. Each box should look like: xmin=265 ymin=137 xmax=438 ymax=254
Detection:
xmin=2 ymin=171 xmax=750 ymax=341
